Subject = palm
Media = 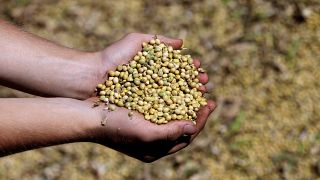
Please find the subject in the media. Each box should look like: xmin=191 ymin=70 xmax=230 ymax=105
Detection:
xmin=101 ymin=34 xmax=146 ymax=71
xmin=86 ymin=96 xmax=215 ymax=162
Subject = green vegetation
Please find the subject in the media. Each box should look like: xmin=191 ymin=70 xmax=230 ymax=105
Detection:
xmin=230 ymin=111 xmax=245 ymax=133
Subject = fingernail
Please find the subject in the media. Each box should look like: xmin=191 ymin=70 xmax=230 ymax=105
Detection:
xmin=183 ymin=124 xmax=197 ymax=135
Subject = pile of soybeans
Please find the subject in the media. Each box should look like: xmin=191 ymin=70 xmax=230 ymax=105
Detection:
xmin=96 ymin=38 xmax=207 ymax=124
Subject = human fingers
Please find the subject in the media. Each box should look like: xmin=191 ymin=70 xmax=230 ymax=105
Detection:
xmin=193 ymin=100 xmax=217 ymax=135
xmin=167 ymin=100 xmax=217 ymax=154
xmin=198 ymin=85 xmax=207 ymax=93
xmin=198 ymin=73 xmax=209 ymax=85
xmin=193 ymin=59 xmax=201 ymax=68
xmin=168 ymin=140 xmax=190 ymax=154
xmin=125 ymin=33 xmax=183 ymax=49
xmin=193 ymin=59 xmax=209 ymax=84
xmin=156 ymin=120 xmax=197 ymax=142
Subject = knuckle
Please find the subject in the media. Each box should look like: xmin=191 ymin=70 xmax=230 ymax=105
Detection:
xmin=126 ymin=32 xmax=143 ymax=38
xmin=125 ymin=32 xmax=137 ymax=38
xmin=166 ymin=125 xmax=184 ymax=141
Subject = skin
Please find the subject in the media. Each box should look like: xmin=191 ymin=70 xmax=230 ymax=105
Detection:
xmin=0 ymin=20 xmax=216 ymax=162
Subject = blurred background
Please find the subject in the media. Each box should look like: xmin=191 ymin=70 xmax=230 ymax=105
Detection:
xmin=0 ymin=0 xmax=319 ymax=179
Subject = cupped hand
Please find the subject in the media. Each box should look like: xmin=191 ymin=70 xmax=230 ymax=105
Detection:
xmin=98 ymin=33 xmax=183 ymax=80
xmin=92 ymin=33 xmax=209 ymax=95
xmin=86 ymin=98 xmax=216 ymax=163
xmin=86 ymin=33 xmax=184 ymax=98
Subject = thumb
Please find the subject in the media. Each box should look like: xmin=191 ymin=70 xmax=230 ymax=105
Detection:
xmin=192 ymin=100 xmax=217 ymax=138
xmin=128 ymin=33 xmax=183 ymax=49
xmin=156 ymin=35 xmax=183 ymax=49
xmin=158 ymin=121 xmax=197 ymax=142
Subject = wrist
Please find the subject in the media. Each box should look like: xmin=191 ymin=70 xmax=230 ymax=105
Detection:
xmin=68 ymin=51 xmax=104 ymax=100
xmin=52 ymin=98 xmax=106 ymax=143
xmin=78 ymin=101 xmax=109 ymax=142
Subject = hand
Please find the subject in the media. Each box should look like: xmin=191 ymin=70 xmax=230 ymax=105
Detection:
xmin=0 ymin=20 xmax=217 ymax=160
xmin=99 ymin=33 xmax=183 ymax=74
xmin=85 ymin=98 xmax=216 ymax=163
xmin=87 ymin=33 xmax=208 ymax=96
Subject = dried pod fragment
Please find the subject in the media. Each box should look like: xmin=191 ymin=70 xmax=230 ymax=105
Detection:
xmin=101 ymin=117 xmax=108 ymax=126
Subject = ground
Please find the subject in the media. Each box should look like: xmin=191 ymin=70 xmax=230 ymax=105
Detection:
xmin=0 ymin=0 xmax=319 ymax=179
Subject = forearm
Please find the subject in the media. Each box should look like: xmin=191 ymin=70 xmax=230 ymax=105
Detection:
xmin=0 ymin=19 xmax=101 ymax=99
xmin=0 ymin=98 xmax=100 ymax=157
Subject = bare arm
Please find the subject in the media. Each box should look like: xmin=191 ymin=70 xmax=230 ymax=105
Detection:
xmin=0 ymin=19 xmax=101 ymax=99
xmin=0 ymin=98 xmax=216 ymax=162
xmin=0 ymin=20 xmax=205 ymax=100
xmin=0 ymin=98 xmax=98 ymax=156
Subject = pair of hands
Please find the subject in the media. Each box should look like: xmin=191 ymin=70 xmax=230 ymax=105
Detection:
xmin=0 ymin=19 xmax=215 ymax=161
xmin=82 ymin=33 xmax=216 ymax=162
